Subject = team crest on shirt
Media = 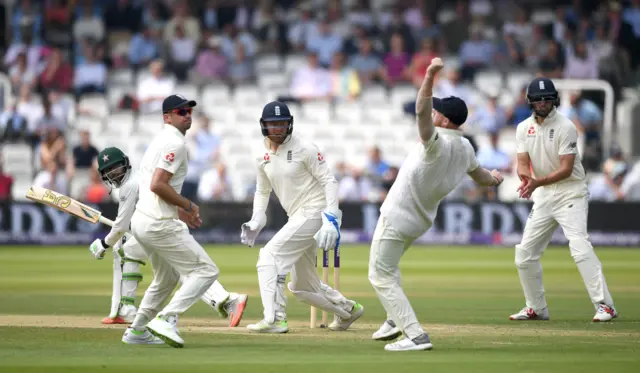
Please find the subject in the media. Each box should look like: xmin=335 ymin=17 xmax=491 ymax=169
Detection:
xmin=164 ymin=152 xmax=175 ymax=163
xmin=527 ymin=126 xmax=536 ymax=137
xmin=317 ymin=152 xmax=324 ymax=162
xmin=263 ymin=153 xmax=270 ymax=163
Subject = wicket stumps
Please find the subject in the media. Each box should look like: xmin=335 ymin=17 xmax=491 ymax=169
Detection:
xmin=310 ymin=247 xmax=341 ymax=328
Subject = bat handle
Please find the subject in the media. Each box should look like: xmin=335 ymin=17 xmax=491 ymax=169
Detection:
xmin=99 ymin=216 xmax=115 ymax=227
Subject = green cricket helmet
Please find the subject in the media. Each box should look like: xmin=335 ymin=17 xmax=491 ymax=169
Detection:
xmin=98 ymin=147 xmax=131 ymax=188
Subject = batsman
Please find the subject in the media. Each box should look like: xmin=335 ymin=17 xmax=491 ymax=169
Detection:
xmin=89 ymin=147 xmax=248 ymax=330
xmin=511 ymin=77 xmax=617 ymax=322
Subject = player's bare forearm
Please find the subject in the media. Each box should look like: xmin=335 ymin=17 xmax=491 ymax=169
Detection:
xmin=416 ymin=58 xmax=443 ymax=143
xmin=150 ymin=168 xmax=191 ymax=210
xmin=151 ymin=182 xmax=190 ymax=209
xmin=535 ymin=154 xmax=575 ymax=186
xmin=516 ymin=153 xmax=532 ymax=180
xmin=415 ymin=73 xmax=435 ymax=143
xmin=469 ymin=167 xmax=499 ymax=187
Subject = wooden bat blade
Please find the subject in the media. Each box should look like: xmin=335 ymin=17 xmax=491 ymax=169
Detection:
xmin=26 ymin=186 xmax=103 ymax=224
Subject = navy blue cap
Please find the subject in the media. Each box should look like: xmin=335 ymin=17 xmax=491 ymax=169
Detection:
xmin=162 ymin=94 xmax=196 ymax=113
xmin=433 ymin=96 xmax=468 ymax=126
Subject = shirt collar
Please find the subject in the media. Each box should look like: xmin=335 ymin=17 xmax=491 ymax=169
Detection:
xmin=165 ymin=124 xmax=185 ymax=138
xmin=531 ymin=107 xmax=557 ymax=125
xmin=437 ymin=127 xmax=464 ymax=137
xmin=264 ymin=134 xmax=294 ymax=153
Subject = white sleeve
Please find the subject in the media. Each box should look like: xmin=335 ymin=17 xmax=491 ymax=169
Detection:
xmin=304 ymin=144 xmax=339 ymax=212
xmin=104 ymin=182 xmax=138 ymax=247
xmin=516 ymin=122 xmax=528 ymax=154
xmin=421 ymin=129 xmax=440 ymax=155
xmin=252 ymin=164 xmax=272 ymax=217
xmin=155 ymin=140 xmax=186 ymax=175
xmin=558 ymin=122 xmax=579 ymax=156
xmin=467 ymin=145 xmax=480 ymax=173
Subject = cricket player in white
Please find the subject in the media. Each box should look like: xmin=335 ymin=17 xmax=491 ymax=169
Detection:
xmin=87 ymin=147 xmax=248 ymax=335
xmin=240 ymin=101 xmax=364 ymax=333
xmin=122 ymin=95 xmax=219 ymax=347
xmin=369 ymin=58 xmax=505 ymax=352
xmin=510 ymin=77 xmax=617 ymax=322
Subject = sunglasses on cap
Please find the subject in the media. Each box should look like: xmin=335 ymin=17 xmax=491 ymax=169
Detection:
xmin=166 ymin=107 xmax=192 ymax=116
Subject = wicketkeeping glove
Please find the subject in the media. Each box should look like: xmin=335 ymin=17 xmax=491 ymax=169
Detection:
xmin=240 ymin=212 xmax=267 ymax=247
xmin=314 ymin=209 xmax=342 ymax=252
xmin=89 ymin=238 xmax=109 ymax=260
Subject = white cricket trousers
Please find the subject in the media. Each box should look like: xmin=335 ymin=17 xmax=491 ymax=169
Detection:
xmin=368 ymin=216 xmax=426 ymax=340
xmin=516 ymin=183 xmax=614 ymax=311
xmin=130 ymin=211 xmax=219 ymax=319
xmin=257 ymin=208 xmax=352 ymax=323
xmin=118 ymin=236 xmax=232 ymax=310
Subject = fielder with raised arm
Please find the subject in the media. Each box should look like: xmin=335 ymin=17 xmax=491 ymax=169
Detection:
xmin=240 ymin=101 xmax=364 ymax=333
xmin=121 ymin=95 xmax=221 ymax=347
xmin=510 ymin=77 xmax=617 ymax=322
xmin=368 ymin=58 xmax=504 ymax=352
xmin=88 ymin=147 xmax=248 ymax=330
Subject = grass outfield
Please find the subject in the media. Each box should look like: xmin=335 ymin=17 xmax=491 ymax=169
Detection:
xmin=0 ymin=245 xmax=638 ymax=373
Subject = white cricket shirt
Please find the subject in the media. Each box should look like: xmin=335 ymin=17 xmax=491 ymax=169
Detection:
xmin=254 ymin=134 xmax=338 ymax=217
xmin=136 ymin=125 xmax=188 ymax=220
xmin=515 ymin=109 xmax=586 ymax=186
xmin=104 ymin=171 xmax=138 ymax=246
xmin=380 ymin=128 xmax=479 ymax=238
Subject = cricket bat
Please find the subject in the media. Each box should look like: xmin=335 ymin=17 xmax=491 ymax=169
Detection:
xmin=25 ymin=186 xmax=115 ymax=227
xmin=26 ymin=186 xmax=121 ymax=318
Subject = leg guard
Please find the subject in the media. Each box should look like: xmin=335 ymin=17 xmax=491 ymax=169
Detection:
xmin=108 ymin=249 xmax=124 ymax=319
xmin=121 ymin=258 xmax=144 ymax=307
xmin=287 ymin=282 xmax=351 ymax=319
xmin=200 ymin=280 xmax=231 ymax=316
xmin=257 ymin=247 xmax=287 ymax=323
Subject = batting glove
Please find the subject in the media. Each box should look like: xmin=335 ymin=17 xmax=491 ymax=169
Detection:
xmin=314 ymin=209 xmax=342 ymax=252
xmin=89 ymin=238 xmax=108 ymax=260
xmin=240 ymin=212 xmax=267 ymax=247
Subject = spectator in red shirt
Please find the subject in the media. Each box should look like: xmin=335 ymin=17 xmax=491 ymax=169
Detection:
xmin=84 ymin=169 xmax=109 ymax=203
xmin=39 ymin=48 xmax=73 ymax=93
xmin=408 ymin=38 xmax=437 ymax=88
xmin=0 ymin=165 xmax=13 ymax=201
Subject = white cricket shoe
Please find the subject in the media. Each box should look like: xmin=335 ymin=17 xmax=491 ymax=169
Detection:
xmin=246 ymin=319 xmax=289 ymax=333
xmin=329 ymin=302 xmax=364 ymax=331
xmin=166 ymin=314 xmax=179 ymax=327
xmin=384 ymin=334 xmax=433 ymax=352
xmin=222 ymin=293 xmax=249 ymax=327
xmin=593 ymin=304 xmax=617 ymax=322
xmin=147 ymin=316 xmax=184 ymax=348
xmin=509 ymin=307 xmax=550 ymax=321
xmin=122 ymin=327 xmax=165 ymax=345
xmin=372 ymin=320 xmax=402 ymax=341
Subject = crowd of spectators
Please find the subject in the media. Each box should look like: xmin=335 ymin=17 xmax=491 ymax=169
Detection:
xmin=0 ymin=0 xmax=639 ymax=205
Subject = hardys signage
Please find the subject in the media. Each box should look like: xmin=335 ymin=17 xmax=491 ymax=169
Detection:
xmin=0 ymin=201 xmax=638 ymax=246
